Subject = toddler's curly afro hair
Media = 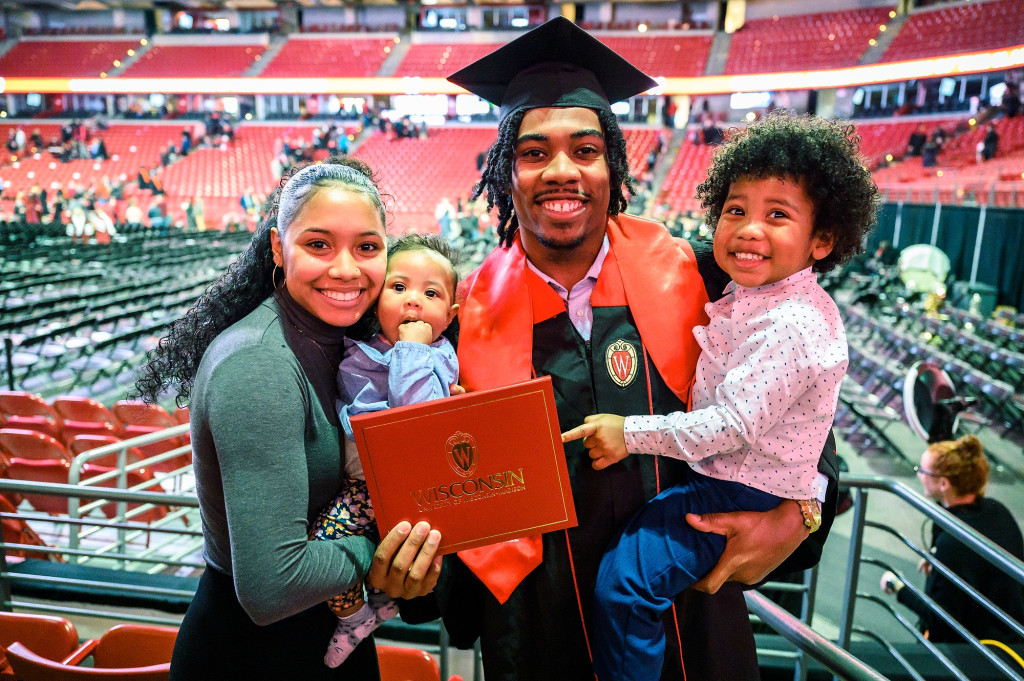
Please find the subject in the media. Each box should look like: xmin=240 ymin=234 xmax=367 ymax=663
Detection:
xmin=696 ymin=111 xmax=879 ymax=273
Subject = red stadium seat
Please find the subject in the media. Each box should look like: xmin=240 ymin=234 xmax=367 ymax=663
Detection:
xmin=110 ymin=402 xmax=188 ymax=473
xmin=0 ymin=429 xmax=73 ymax=465
xmin=377 ymin=645 xmax=464 ymax=681
xmin=5 ymin=641 xmax=170 ymax=681
xmin=90 ymin=625 xmax=177 ymax=669
xmin=0 ymin=611 xmax=84 ymax=665
xmin=51 ymin=397 xmax=121 ymax=431
xmin=0 ymin=392 xmax=62 ymax=441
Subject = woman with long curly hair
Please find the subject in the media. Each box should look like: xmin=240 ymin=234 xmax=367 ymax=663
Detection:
xmin=881 ymin=434 xmax=1024 ymax=643
xmin=136 ymin=157 xmax=442 ymax=680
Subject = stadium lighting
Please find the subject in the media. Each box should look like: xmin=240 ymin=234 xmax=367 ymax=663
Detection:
xmin=1 ymin=44 xmax=1021 ymax=96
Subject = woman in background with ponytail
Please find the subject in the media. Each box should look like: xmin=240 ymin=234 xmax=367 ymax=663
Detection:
xmin=881 ymin=434 xmax=1024 ymax=643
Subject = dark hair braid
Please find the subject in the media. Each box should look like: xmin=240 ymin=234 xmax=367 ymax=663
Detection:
xmin=132 ymin=214 xmax=278 ymax=406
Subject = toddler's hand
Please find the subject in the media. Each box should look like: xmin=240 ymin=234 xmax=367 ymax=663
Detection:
xmin=397 ymin=320 xmax=433 ymax=345
xmin=561 ymin=414 xmax=628 ymax=470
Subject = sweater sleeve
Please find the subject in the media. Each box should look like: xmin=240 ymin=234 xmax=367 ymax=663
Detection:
xmin=205 ymin=346 xmax=375 ymax=625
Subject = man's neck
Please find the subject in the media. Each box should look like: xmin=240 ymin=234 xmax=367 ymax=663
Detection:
xmin=522 ymin=232 xmax=606 ymax=291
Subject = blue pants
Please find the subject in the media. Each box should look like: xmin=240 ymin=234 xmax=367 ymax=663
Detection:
xmin=592 ymin=472 xmax=782 ymax=681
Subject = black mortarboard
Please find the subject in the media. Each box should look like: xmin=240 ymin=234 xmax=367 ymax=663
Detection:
xmin=447 ymin=16 xmax=657 ymax=124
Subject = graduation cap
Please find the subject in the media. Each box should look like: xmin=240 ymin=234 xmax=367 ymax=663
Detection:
xmin=447 ymin=16 xmax=657 ymax=124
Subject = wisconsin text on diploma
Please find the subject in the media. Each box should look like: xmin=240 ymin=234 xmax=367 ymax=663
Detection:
xmin=410 ymin=468 xmax=526 ymax=510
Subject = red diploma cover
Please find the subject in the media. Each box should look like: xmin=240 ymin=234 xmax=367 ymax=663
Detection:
xmin=349 ymin=376 xmax=577 ymax=555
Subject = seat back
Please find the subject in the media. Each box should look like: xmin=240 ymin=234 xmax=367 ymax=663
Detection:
xmin=52 ymin=397 xmax=119 ymax=428
xmin=111 ymin=402 xmax=174 ymax=431
xmin=4 ymin=458 xmax=72 ymax=515
xmin=69 ymin=435 xmax=143 ymax=469
xmin=0 ymin=612 xmax=80 ymax=662
xmin=60 ymin=422 xmax=121 ymax=451
xmin=5 ymin=642 xmax=171 ymax=681
xmin=377 ymin=645 xmax=441 ymax=681
xmin=110 ymin=402 xmax=184 ymax=467
xmin=0 ymin=392 xmax=62 ymax=440
xmin=0 ymin=392 xmax=57 ymax=421
xmin=92 ymin=625 xmax=177 ymax=669
xmin=0 ymin=429 xmax=72 ymax=464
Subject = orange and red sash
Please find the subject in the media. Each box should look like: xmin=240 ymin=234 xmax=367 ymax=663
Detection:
xmin=455 ymin=214 xmax=709 ymax=603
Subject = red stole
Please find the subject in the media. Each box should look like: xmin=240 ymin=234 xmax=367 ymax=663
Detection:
xmin=456 ymin=214 xmax=709 ymax=603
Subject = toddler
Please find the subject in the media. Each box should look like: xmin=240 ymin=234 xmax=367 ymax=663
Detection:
xmin=562 ymin=112 xmax=879 ymax=681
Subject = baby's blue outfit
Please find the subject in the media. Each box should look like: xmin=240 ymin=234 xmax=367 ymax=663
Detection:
xmin=337 ymin=335 xmax=460 ymax=441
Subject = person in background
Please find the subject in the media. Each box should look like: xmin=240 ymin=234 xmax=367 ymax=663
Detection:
xmin=880 ymin=435 xmax=1024 ymax=643
xmin=982 ymin=123 xmax=999 ymax=162
xmin=906 ymin=124 xmax=927 ymax=157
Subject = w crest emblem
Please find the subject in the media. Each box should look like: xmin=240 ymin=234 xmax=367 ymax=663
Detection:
xmin=606 ymin=339 xmax=638 ymax=388
xmin=445 ymin=431 xmax=478 ymax=478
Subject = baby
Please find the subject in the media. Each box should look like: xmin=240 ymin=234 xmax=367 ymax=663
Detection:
xmin=310 ymin=233 xmax=460 ymax=667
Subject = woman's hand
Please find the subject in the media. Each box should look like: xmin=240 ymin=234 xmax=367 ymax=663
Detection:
xmin=367 ymin=521 xmax=442 ymax=599
xmin=687 ymin=500 xmax=808 ymax=594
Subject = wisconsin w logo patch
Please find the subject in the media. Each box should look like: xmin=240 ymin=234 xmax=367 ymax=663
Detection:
xmin=605 ymin=339 xmax=638 ymax=388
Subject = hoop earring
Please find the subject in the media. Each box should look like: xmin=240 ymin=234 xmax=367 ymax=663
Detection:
xmin=271 ymin=264 xmax=284 ymax=290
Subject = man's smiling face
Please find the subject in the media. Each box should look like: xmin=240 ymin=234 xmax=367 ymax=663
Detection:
xmin=511 ymin=107 xmax=611 ymax=256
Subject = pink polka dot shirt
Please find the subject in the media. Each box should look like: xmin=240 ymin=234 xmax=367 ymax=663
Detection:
xmin=624 ymin=267 xmax=847 ymax=499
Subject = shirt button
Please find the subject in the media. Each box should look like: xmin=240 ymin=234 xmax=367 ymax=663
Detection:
xmin=576 ymin=310 xmax=584 ymax=317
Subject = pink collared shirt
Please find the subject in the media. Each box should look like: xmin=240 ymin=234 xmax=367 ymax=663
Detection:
xmin=525 ymin=236 xmax=609 ymax=341
xmin=624 ymin=267 xmax=847 ymax=500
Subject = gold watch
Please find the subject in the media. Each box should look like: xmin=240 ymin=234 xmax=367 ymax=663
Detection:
xmin=796 ymin=499 xmax=822 ymax=533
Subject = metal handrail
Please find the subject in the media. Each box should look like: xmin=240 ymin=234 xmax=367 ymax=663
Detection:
xmin=0 ymin=475 xmax=201 ymax=627
xmin=0 ymin=478 xmax=197 ymax=507
xmin=837 ymin=474 xmax=1024 ymax=681
xmin=746 ymin=590 xmax=891 ymax=681
xmin=844 ymin=475 xmax=1024 ymax=586
xmin=65 ymin=424 xmax=194 ymax=562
